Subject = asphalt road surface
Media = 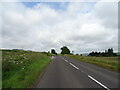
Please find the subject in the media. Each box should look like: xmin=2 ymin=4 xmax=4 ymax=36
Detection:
xmin=35 ymin=56 xmax=119 ymax=89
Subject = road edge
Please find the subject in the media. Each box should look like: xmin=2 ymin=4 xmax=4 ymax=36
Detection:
xmin=31 ymin=57 xmax=53 ymax=88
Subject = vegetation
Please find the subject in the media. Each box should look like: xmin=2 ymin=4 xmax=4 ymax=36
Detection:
xmin=89 ymin=48 xmax=117 ymax=57
xmin=41 ymin=51 xmax=54 ymax=56
xmin=2 ymin=49 xmax=52 ymax=88
xmin=60 ymin=46 xmax=70 ymax=54
xmin=0 ymin=50 xmax=2 ymax=90
xmin=51 ymin=49 xmax=57 ymax=55
xmin=65 ymin=54 xmax=120 ymax=73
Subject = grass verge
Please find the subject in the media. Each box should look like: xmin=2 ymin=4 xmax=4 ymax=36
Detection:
xmin=65 ymin=54 xmax=120 ymax=73
xmin=0 ymin=50 xmax=2 ymax=90
xmin=2 ymin=49 xmax=52 ymax=88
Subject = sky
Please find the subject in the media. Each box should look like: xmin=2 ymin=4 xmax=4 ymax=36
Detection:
xmin=1 ymin=0 xmax=118 ymax=54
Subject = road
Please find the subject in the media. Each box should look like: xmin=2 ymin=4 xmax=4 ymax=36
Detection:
xmin=35 ymin=55 xmax=119 ymax=89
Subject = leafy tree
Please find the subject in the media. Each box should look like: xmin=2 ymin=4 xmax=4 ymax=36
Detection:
xmin=108 ymin=48 xmax=113 ymax=56
xmin=89 ymin=51 xmax=95 ymax=56
xmin=60 ymin=46 xmax=70 ymax=54
xmin=88 ymin=48 xmax=116 ymax=57
xmin=51 ymin=49 xmax=57 ymax=55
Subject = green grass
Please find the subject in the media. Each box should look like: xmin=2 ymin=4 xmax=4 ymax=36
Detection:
xmin=2 ymin=49 xmax=52 ymax=88
xmin=0 ymin=50 xmax=2 ymax=90
xmin=65 ymin=54 xmax=120 ymax=73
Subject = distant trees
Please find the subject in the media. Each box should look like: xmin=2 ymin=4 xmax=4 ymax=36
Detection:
xmin=60 ymin=46 xmax=70 ymax=54
xmin=89 ymin=48 xmax=117 ymax=57
xmin=51 ymin=49 xmax=57 ymax=55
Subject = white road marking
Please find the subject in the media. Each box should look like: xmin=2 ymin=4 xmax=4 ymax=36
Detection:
xmin=61 ymin=57 xmax=109 ymax=90
xmin=51 ymin=56 xmax=55 ymax=59
xmin=88 ymin=75 xmax=110 ymax=90
xmin=62 ymin=58 xmax=68 ymax=62
xmin=70 ymin=63 xmax=79 ymax=70
xmin=65 ymin=60 xmax=68 ymax=62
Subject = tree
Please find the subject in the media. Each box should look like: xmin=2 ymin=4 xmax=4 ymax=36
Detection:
xmin=88 ymin=48 xmax=116 ymax=57
xmin=108 ymin=48 xmax=113 ymax=56
xmin=60 ymin=46 xmax=70 ymax=54
xmin=51 ymin=49 xmax=57 ymax=55
xmin=89 ymin=51 xmax=95 ymax=56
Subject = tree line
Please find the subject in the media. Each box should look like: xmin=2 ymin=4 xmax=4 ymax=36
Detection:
xmin=88 ymin=48 xmax=117 ymax=57
xmin=50 ymin=46 xmax=117 ymax=57
xmin=51 ymin=46 xmax=71 ymax=55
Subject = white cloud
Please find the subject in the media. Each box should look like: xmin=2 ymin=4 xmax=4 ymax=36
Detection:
xmin=93 ymin=1 xmax=118 ymax=29
xmin=2 ymin=1 xmax=118 ymax=54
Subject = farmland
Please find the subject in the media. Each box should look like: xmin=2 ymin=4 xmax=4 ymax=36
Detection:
xmin=65 ymin=54 xmax=120 ymax=73
xmin=2 ymin=49 xmax=52 ymax=88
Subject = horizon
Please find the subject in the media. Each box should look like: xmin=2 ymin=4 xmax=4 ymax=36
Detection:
xmin=1 ymin=47 xmax=119 ymax=55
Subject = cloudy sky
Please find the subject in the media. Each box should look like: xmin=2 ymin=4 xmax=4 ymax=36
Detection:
xmin=1 ymin=0 xmax=118 ymax=54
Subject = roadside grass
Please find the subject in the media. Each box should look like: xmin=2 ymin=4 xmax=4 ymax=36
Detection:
xmin=65 ymin=54 xmax=120 ymax=73
xmin=0 ymin=50 xmax=1 ymax=90
xmin=2 ymin=49 xmax=52 ymax=88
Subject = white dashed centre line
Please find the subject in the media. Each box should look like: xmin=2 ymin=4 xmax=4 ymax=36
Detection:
xmin=62 ymin=58 xmax=68 ymax=62
xmin=61 ymin=57 xmax=110 ymax=90
xmin=88 ymin=75 xmax=110 ymax=90
xmin=65 ymin=60 xmax=68 ymax=62
xmin=70 ymin=63 xmax=79 ymax=70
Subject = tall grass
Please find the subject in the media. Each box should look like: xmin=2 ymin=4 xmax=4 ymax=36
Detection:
xmin=0 ymin=50 xmax=2 ymax=90
xmin=65 ymin=55 xmax=119 ymax=73
xmin=2 ymin=50 xmax=52 ymax=88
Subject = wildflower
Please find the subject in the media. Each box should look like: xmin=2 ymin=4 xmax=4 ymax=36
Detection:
xmin=22 ymin=65 xmax=26 ymax=69
xmin=13 ymin=61 xmax=15 ymax=63
xmin=24 ymin=57 xmax=27 ymax=59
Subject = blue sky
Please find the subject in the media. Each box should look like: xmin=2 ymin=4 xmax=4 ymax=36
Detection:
xmin=22 ymin=2 xmax=38 ymax=7
xmin=22 ymin=2 xmax=96 ymax=13
xmin=22 ymin=2 xmax=68 ymax=10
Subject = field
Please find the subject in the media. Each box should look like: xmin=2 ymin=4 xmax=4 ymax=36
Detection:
xmin=2 ymin=49 xmax=52 ymax=88
xmin=0 ymin=50 xmax=2 ymax=90
xmin=65 ymin=55 xmax=120 ymax=73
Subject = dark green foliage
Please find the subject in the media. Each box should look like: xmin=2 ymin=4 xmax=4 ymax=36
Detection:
xmin=51 ymin=49 xmax=57 ymax=55
xmin=89 ymin=48 xmax=117 ymax=57
xmin=60 ymin=46 xmax=70 ymax=54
